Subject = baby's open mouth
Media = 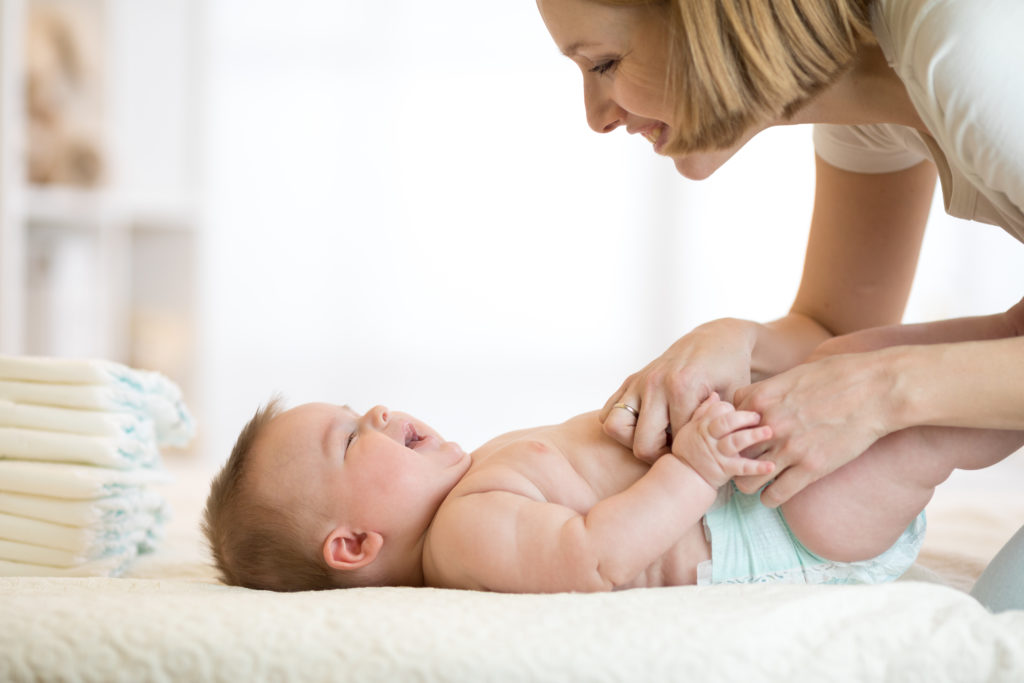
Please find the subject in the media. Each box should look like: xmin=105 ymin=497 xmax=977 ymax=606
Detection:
xmin=405 ymin=424 xmax=426 ymax=450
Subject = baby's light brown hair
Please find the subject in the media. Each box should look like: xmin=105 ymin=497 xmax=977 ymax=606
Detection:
xmin=202 ymin=397 xmax=342 ymax=591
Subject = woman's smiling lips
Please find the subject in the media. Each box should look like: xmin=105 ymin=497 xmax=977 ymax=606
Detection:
xmin=629 ymin=123 xmax=668 ymax=152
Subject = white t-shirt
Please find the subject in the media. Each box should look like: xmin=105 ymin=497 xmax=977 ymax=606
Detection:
xmin=813 ymin=0 xmax=1024 ymax=243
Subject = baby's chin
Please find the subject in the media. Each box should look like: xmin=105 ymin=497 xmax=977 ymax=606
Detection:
xmin=447 ymin=442 xmax=473 ymax=475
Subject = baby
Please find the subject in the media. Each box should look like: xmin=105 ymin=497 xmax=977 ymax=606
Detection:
xmin=203 ymin=362 xmax=1022 ymax=593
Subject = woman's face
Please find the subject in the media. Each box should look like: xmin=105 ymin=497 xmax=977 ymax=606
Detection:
xmin=536 ymin=0 xmax=761 ymax=179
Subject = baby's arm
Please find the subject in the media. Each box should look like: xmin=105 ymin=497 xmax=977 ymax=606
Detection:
xmin=671 ymin=393 xmax=775 ymax=489
xmin=426 ymin=432 xmax=770 ymax=593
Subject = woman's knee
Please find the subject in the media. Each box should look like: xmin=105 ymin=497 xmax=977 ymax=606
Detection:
xmin=971 ymin=523 xmax=1024 ymax=613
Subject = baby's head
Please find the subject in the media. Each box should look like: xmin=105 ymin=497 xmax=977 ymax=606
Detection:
xmin=203 ymin=399 xmax=471 ymax=591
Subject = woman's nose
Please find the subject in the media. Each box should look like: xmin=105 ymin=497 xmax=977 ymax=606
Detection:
xmin=364 ymin=405 xmax=389 ymax=429
xmin=584 ymin=78 xmax=624 ymax=134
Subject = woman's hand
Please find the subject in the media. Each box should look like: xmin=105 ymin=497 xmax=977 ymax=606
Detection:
xmin=600 ymin=318 xmax=759 ymax=463
xmin=671 ymin=393 xmax=775 ymax=490
xmin=731 ymin=350 xmax=894 ymax=507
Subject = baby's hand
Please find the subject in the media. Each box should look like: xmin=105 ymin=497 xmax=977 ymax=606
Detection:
xmin=670 ymin=393 xmax=774 ymax=490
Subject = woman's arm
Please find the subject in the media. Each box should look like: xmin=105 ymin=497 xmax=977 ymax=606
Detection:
xmin=891 ymin=334 xmax=1024 ymax=430
xmin=734 ymin=303 xmax=1024 ymax=508
xmin=789 ymin=156 xmax=936 ymax=336
xmin=602 ymin=156 xmax=937 ymax=461
xmin=721 ymin=156 xmax=946 ymax=504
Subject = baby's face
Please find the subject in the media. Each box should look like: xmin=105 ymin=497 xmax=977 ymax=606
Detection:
xmin=251 ymin=403 xmax=471 ymax=541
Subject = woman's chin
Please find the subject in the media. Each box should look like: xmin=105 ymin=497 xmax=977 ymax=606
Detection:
xmin=672 ymin=156 xmax=720 ymax=181
xmin=669 ymin=133 xmax=752 ymax=180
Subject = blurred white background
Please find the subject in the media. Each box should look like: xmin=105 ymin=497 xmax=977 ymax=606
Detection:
xmin=3 ymin=0 xmax=1023 ymax=466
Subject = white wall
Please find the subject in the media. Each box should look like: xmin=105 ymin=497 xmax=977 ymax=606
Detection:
xmin=196 ymin=1 xmax=1024 ymax=462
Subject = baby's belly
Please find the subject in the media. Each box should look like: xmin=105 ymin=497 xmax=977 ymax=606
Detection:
xmin=619 ymin=522 xmax=711 ymax=589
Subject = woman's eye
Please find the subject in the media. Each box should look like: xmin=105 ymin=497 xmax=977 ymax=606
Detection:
xmin=590 ymin=60 xmax=617 ymax=76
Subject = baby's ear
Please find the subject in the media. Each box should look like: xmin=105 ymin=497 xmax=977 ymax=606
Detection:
xmin=323 ymin=527 xmax=383 ymax=571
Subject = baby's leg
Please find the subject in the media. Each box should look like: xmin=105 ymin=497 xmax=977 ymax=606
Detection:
xmin=782 ymin=424 xmax=1024 ymax=562
xmin=781 ymin=302 xmax=1024 ymax=562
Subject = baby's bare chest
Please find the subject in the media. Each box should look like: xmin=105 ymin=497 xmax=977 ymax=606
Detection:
xmin=465 ymin=433 xmax=646 ymax=511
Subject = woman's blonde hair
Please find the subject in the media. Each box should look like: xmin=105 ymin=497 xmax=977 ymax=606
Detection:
xmin=594 ymin=0 xmax=875 ymax=153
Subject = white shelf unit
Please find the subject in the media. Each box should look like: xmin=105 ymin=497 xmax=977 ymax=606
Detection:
xmin=0 ymin=0 xmax=28 ymax=353
xmin=0 ymin=0 xmax=201 ymax=392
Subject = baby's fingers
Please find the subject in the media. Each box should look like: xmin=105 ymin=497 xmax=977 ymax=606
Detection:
xmin=690 ymin=392 xmax=722 ymax=421
xmin=720 ymin=454 xmax=775 ymax=478
xmin=718 ymin=425 xmax=773 ymax=456
xmin=707 ymin=409 xmax=762 ymax=440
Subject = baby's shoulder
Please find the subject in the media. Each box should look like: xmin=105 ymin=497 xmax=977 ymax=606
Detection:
xmin=453 ymin=436 xmax=561 ymax=500
xmin=424 ymin=450 xmax=549 ymax=590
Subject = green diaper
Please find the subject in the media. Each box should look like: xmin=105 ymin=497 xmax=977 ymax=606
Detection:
xmin=697 ymin=482 xmax=926 ymax=585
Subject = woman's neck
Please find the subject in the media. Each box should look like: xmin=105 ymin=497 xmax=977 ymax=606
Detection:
xmin=791 ymin=43 xmax=927 ymax=134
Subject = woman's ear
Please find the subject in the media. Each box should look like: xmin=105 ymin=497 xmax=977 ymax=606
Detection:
xmin=323 ymin=527 xmax=384 ymax=571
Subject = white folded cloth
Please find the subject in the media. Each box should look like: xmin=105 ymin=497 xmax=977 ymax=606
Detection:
xmin=0 ymin=535 xmax=150 ymax=567
xmin=0 ymin=426 xmax=159 ymax=468
xmin=0 ymin=460 xmax=170 ymax=499
xmin=0 ymin=355 xmax=192 ymax=578
xmin=0 ymin=467 xmax=169 ymax=576
xmin=0 ymin=355 xmax=131 ymax=385
xmin=0 ymin=379 xmax=136 ymax=414
xmin=0 ymin=354 xmax=195 ymax=447
xmin=0 ymin=400 xmax=155 ymax=440
xmin=0 ymin=511 xmax=161 ymax=556
xmin=0 ymin=489 xmax=165 ymax=526
xmin=0 ymin=546 xmax=137 ymax=576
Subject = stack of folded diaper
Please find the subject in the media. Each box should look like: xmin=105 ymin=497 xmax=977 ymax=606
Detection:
xmin=0 ymin=354 xmax=195 ymax=577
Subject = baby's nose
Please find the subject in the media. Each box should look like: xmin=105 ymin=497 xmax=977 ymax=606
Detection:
xmin=366 ymin=405 xmax=389 ymax=428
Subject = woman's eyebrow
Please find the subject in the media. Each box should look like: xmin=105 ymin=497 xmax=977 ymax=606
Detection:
xmin=562 ymin=40 xmax=598 ymax=57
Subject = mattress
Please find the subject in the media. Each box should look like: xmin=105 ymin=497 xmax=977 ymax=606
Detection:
xmin=2 ymin=456 xmax=1023 ymax=682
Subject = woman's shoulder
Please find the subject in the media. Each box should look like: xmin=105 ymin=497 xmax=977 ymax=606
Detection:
xmin=873 ymin=0 xmax=1022 ymax=82
xmin=871 ymin=0 xmax=1024 ymax=176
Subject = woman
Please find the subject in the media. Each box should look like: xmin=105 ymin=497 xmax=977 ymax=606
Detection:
xmin=535 ymin=0 xmax=1024 ymax=610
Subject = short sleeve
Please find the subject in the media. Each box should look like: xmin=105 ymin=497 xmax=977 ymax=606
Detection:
xmin=812 ymin=123 xmax=927 ymax=174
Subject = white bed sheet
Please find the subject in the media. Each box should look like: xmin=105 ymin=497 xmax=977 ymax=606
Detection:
xmin=2 ymin=456 xmax=1023 ymax=682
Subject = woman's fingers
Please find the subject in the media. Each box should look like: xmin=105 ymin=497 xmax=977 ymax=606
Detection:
xmin=633 ymin=387 xmax=673 ymax=461
xmin=601 ymin=318 xmax=759 ymax=464
xmin=758 ymin=467 xmax=816 ymax=508
xmin=600 ymin=374 xmax=635 ymax=422
xmin=602 ymin=397 xmax=643 ymax=451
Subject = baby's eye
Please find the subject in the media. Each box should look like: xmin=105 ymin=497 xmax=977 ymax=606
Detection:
xmin=590 ymin=60 xmax=618 ymax=76
xmin=344 ymin=432 xmax=356 ymax=453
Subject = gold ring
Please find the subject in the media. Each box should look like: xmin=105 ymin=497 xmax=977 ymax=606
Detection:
xmin=613 ymin=402 xmax=640 ymax=418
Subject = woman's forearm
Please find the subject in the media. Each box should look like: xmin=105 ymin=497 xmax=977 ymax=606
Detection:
xmin=888 ymin=335 xmax=1024 ymax=431
xmin=749 ymin=313 xmax=834 ymax=381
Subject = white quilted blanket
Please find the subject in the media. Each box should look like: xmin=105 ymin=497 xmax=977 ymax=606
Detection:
xmin=3 ymin=578 xmax=1023 ymax=682
xmin=1 ymin=460 xmax=1023 ymax=683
